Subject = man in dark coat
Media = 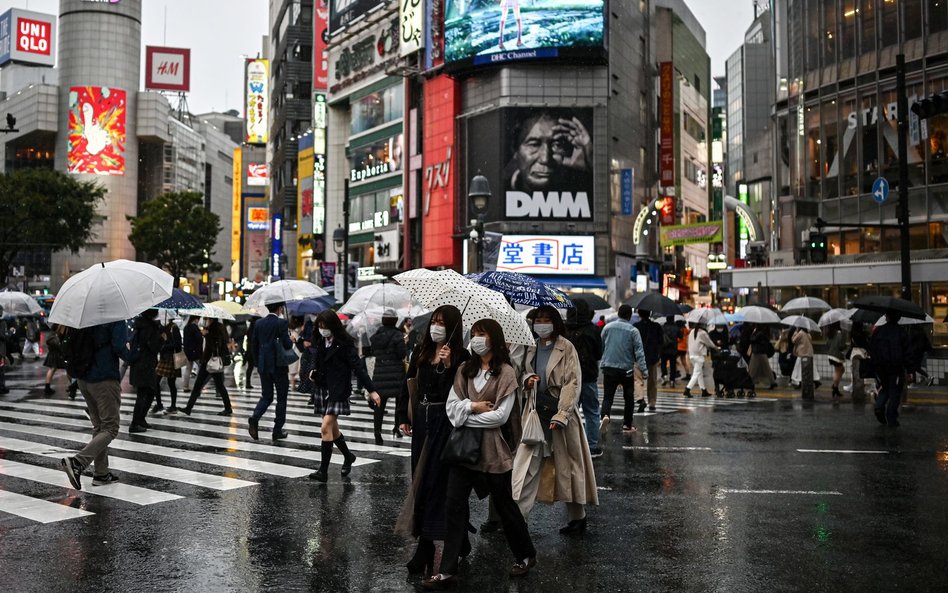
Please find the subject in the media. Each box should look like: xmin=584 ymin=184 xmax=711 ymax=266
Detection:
xmin=566 ymin=300 xmax=604 ymax=456
xmin=869 ymin=311 xmax=918 ymax=428
xmin=129 ymin=309 xmax=164 ymax=433
xmin=634 ymin=309 xmax=663 ymax=412
xmin=249 ymin=302 xmax=294 ymax=441
xmin=660 ymin=316 xmax=680 ymax=387
xmin=369 ymin=310 xmax=407 ymax=445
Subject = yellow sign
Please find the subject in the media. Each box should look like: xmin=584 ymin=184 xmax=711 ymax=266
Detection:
xmin=231 ymin=147 xmax=242 ymax=283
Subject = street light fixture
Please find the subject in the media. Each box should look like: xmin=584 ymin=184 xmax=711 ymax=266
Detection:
xmin=332 ymin=226 xmax=348 ymax=302
xmin=332 ymin=226 xmax=346 ymax=255
xmin=468 ymin=173 xmax=491 ymax=272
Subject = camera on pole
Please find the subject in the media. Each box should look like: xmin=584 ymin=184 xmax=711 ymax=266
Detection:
xmin=910 ymin=92 xmax=948 ymax=119
xmin=809 ymin=232 xmax=828 ymax=264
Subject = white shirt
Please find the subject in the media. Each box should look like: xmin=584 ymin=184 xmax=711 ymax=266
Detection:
xmin=446 ymin=368 xmax=515 ymax=429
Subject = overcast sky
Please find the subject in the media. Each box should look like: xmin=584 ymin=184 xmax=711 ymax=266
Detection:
xmin=12 ymin=0 xmax=753 ymax=112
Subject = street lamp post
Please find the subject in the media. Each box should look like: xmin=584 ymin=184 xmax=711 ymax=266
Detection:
xmin=468 ymin=173 xmax=491 ymax=273
xmin=333 ymin=226 xmax=347 ymax=304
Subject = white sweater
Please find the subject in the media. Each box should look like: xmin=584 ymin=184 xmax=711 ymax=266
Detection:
xmin=688 ymin=328 xmax=718 ymax=358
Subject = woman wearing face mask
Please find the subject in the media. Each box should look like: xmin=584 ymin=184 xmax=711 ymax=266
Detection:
xmin=307 ymin=310 xmax=382 ymax=482
xmin=422 ymin=318 xmax=535 ymax=590
xmin=512 ymin=305 xmax=598 ymax=535
xmin=394 ymin=305 xmax=470 ymax=578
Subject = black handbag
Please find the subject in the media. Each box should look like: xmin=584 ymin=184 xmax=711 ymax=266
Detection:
xmin=277 ymin=339 xmax=299 ymax=367
xmin=441 ymin=426 xmax=481 ymax=465
xmin=534 ymin=390 xmax=559 ymax=440
xmin=297 ymin=348 xmax=315 ymax=393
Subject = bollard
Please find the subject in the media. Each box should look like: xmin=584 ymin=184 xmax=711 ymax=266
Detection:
xmin=801 ymin=357 xmax=815 ymax=400
xmin=851 ymin=358 xmax=866 ymax=403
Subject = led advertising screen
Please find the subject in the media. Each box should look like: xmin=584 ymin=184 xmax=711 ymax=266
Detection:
xmin=444 ymin=0 xmax=604 ymax=67
xmin=67 ymin=86 xmax=126 ymax=176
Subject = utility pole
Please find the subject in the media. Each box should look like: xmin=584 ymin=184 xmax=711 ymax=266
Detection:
xmin=896 ymin=54 xmax=912 ymax=301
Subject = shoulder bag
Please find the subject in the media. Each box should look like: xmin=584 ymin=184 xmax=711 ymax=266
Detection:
xmin=277 ymin=338 xmax=299 ymax=366
xmin=173 ymin=351 xmax=189 ymax=369
xmin=206 ymin=356 xmax=223 ymax=373
xmin=520 ymin=389 xmax=546 ymax=446
xmin=441 ymin=425 xmax=481 ymax=465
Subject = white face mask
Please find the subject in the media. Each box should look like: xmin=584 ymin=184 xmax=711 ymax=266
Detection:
xmin=470 ymin=336 xmax=490 ymax=356
xmin=534 ymin=323 xmax=554 ymax=338
xmin=429 ymin=324 xmax=446 ymax=343
xmin=319 ymin=328 xmax=332 ymax=339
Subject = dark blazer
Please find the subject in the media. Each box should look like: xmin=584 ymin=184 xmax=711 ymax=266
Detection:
xmin=312 ymin=337 xmax=376 ymax=403
xmin=369 ymin=325 xmax=407 ymax=400
xmin=183 ymin=321 xmax=203 ymax=361
xmin=200 ymin=322 xmax=230 ymax=369
xmin=634 ymin=317 xmax=663 ymax=367
xmin=129 ymin=318 xmax=163 ymax=388
xmin=252 ymin=313 xmax=293 ymax=375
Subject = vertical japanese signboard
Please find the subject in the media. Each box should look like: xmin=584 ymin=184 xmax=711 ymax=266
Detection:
xmin=400 ymin=0 xmax=424 ymax=56
xmin=231 ymin=147 xmax=242 ymax=282
xmin=659 ymin=61 xmax=675 ymax=187
xmin=422 ymin=75 xmax=459 ymax=268
xmin=620 ymin=168 xmax=633 ymax=216
xmin=314 ymin=0 xmax=328 ymax=89
xmin=245 ymin=59 xmax=269 ymax=145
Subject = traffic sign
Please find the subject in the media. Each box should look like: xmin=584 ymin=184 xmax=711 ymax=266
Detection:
xmin=872 ymin=177 xmax=890 ymax=204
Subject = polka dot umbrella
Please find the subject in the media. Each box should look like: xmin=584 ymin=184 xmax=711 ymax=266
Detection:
xmin=394 ymin=269 xmax=535 ymax=346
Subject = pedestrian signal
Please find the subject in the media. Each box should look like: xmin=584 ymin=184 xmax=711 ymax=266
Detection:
xmin=809 ymin=232 xmax=827 ymax=264
xmin=911 ymin=92 xmax=948 ymax=119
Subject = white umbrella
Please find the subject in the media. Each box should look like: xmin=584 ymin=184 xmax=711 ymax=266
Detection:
xmin=686 ymin=307 xmax=726 ymax=326
xmin=781 ymin=296 xmax=832 ymax=315
xmin=739 ymin=306 xmax=782 ymax=324
xmin=0 ymin=291 xmax=43 ymax=317
xmin=339 ymin=284 xmax=426 ymax=318
xmin=781 ymin=315 xmax=821 ymax=332
xmin=242 ymin=280 xmax=328 ymax=310
xmin=818 ymin=308 xmax=849 ymax=327
xmin=875 ymin=314 xmax=935 ymax=326
xmin=179 ymin=303 xmax=236 ymax=322
xmin=394 ymin=268 xmax=535 ymax=346
xmin=657 ymin=314 xmax=686 ymax=325
xmin=49 ymin=260 xmax=173 ymax=329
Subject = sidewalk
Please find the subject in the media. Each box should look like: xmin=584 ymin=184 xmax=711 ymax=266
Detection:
xmin=654 ymin=384 xmax=948 ymax=405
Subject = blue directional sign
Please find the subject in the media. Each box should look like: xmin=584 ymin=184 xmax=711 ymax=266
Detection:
xmin=872 ymin=177 xmax=890 ymax=205
xmin=621 ymin=169 xmax=633 ymax=216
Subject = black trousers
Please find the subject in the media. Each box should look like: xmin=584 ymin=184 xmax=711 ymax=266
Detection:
xmin=132 ymin=383 xmax=157 ymax=427
xmin=155 ymin=375 xmax=177 ymax=409
xmin=602 ymin=367 xmax=636 ymax=426
xmin=441 ymin=466 xmax=535 ymax=576
xmin=660 ymin=353 xmax=678 ymax=381
xmin=186 ymin=368 xmax=231 ymax=411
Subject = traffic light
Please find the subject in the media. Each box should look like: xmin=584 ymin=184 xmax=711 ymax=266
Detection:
xmin=809 ymin=232 xmax=828 ymax=264
xmin=911 ymin=92 xmax=948 ymax=119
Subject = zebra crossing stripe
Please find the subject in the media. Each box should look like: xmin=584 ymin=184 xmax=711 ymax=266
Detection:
xmin=0 ymin=458 xmax=181 ymax=505
xmin=0 ymin=434 xmax=256 ymax=491
xmin=0 ymin=418 xmax=314 ymax=478
xmin=23 ymin=400 xmax=409 ymax=456
xmin=0 ymin=489 xmax=94 ymax=523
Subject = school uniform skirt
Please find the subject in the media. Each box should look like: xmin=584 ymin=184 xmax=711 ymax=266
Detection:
xmin=313 ymin=387 xmax=351 ymax=416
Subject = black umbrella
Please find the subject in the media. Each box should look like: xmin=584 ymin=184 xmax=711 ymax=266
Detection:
xmin=625 ymin=292 xmax=679 ymax=316
xmin=851 ymin=296 xmax=926 ymax=320
xmin=847 ymin=308 xmax=883 ymax=325
xmin=678 ymin=303 xmax=694 ymax=314
xmin=566 ymin=293 xmax=611 ymax=311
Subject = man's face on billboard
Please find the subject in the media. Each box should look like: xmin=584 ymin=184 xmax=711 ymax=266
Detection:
xmin=516 ymin=115 xmax=571 ymax=190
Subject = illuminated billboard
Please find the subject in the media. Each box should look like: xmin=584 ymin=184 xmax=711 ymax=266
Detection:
xmin=245 ymin=59 xmax=269 ymax=144
xmin=467 ymin=107 xmax=594 ymax=221
xmin=0 ymin=9 xmax=57 ymax=68
xmin=145 ymin=46 xmax=191 ymax=92
xmin=443 ymin=0 xmax=604 ymax=67
xmin=67 ymin=86 xmax=126 ymax=176
xmin=497 ymin=235 xmax=595 ymax=275
xmin=247 ymin=163 xmax=268 ymax=186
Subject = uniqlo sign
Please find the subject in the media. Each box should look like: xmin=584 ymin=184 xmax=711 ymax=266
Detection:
xmin=0 ymin=9 xmax=57 ymax=68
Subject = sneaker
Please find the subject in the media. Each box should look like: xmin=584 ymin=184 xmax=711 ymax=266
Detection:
xmin=589 ymin=447 xmax=603 ymax=458
xmin=599 ymin=416 xmax=610 ymax=433
xmin=648 ymin=405 xmax=656 ymax=412
xmin=61 ymin=457 xmax=83 ymax=490
xmin=622 ymin=425 xmax=636 ymax=433
xmin=165 ymin=406 xmax=179 ymax=414
xmin=92 ymin=472 xmax=120 ymax=486
xmin=129 ymin=424 xmax=147 ymax=433
xmin=636 ymin=399 xmax=647 ymax=413
xmin=150 ymin=404 xmax=164 ymax=415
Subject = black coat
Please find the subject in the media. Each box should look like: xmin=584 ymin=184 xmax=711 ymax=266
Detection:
xmin=634 ymin=318 xmax=663 ymax=367
xmin=370 ymin=325 xmax=407 ymax=401
xmin=200 ymin=322 xmax=230 ymax=368
xmin=183 ymin=321 xmax=203 ymax=361
xmin=129 ymin=318 xmax=163 ymax=388
xmin=397 ymin=347 xmax=471 ymax=427
xmin=311 ymin=337 xmax=376 ymax=402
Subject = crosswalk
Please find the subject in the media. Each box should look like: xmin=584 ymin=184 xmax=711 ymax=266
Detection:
xmin=0 ymin=373 xmax=773 ymax=526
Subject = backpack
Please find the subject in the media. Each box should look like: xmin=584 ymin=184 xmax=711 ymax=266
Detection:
xmin=566 ymin=327 xmax=599 ymax=380
xmin=61 ymin=327 xmax=100 ymax=378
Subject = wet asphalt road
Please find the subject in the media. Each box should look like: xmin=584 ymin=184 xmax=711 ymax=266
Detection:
xmin=1 ymin=360 xmax=946 ymax=593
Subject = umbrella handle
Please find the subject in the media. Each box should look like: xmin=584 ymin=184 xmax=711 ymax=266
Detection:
xmin=444 ymin=295 xmax=472 ymax=346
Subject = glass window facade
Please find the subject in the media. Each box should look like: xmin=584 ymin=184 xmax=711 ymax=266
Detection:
xmin=350 ymin=85 xmax=404 ymax=135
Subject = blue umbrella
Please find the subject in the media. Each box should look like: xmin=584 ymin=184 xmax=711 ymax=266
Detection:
xmin=153 ymin=287 xmax=202 ymax=310
xmin=286 ymin=295 xmax=336 ymax=316
xmin=466 ymin=271 xmax=573 ymax=309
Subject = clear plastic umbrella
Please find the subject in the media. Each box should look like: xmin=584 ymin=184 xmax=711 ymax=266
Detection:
xmin=48 ymin=260 xmax=174 ymax=329
xmin=179 ymin=303 xmax=236 ymax=321
xmin=781 ymin=315 xmax=821 ymax=332
xmin=781 ymin=296 xmax=832 ymax=316
xmin=0 ymin=291 xmax=43 ymax=317
xmin=338 ymin=283 xmax=426 ymax=318
xmin=739 ymin=305 xmax=782 ymax=324
xmin=818 ymin=308 xmax=849 ymax=327
xmin=686 ymin=307 xmax=726 ymax=326
xmin=242 ymin=280 xmax=328 ymax=310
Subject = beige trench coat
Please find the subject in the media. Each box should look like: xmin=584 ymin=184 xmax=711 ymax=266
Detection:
xmin=512 ymin=336 xmax=599 ymax=506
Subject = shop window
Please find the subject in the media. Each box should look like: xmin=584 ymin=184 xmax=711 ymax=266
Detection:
xmin=350 ymin=85 xmax=405 ymax=135
xmin=860 ymin=0 xmax=876 ymax=54
xmin=881 ymin=0 xmax=898 ymax=46
xmin=862 ymin=226 xmax=881 ymax=253
xmin=823 ymin=1 xmax=837 ymax=65
xmin=930 ymin=0 xmax=948 ymax=34
xmin=903 ymin=0 xmax=923 ymax=41
xmin=842 ymin=229 xmax=861 ymax=254
xmin=822 ymin=100 xmax=840 ymax=199
xmin=859 ymin=93 xmax=880 ymax=193
xmin=806 ymin=106 xmax=821 ymax=198
xmin=841 ymin=95 xmax=859 ymax=195
xmin=841 ymin=0 xmax=857 ymax=60
xmin=927 ymin=112 xmax=948 ymax=184
xmin=806 ymin=0 xmax=821 ymax=70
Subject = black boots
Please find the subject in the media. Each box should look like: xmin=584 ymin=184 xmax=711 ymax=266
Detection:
xmin=309 ymin=440 xmax=334 ymax=481
xmin=406 ymin=538 xmax=435 ymax=575
xmin=683 ymin=388 xmax=692 ymax=398
xmin=336 ymin=436 xmax=356 ymax=476
xmin=373 ymin=410 xmax=384 ymax=446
